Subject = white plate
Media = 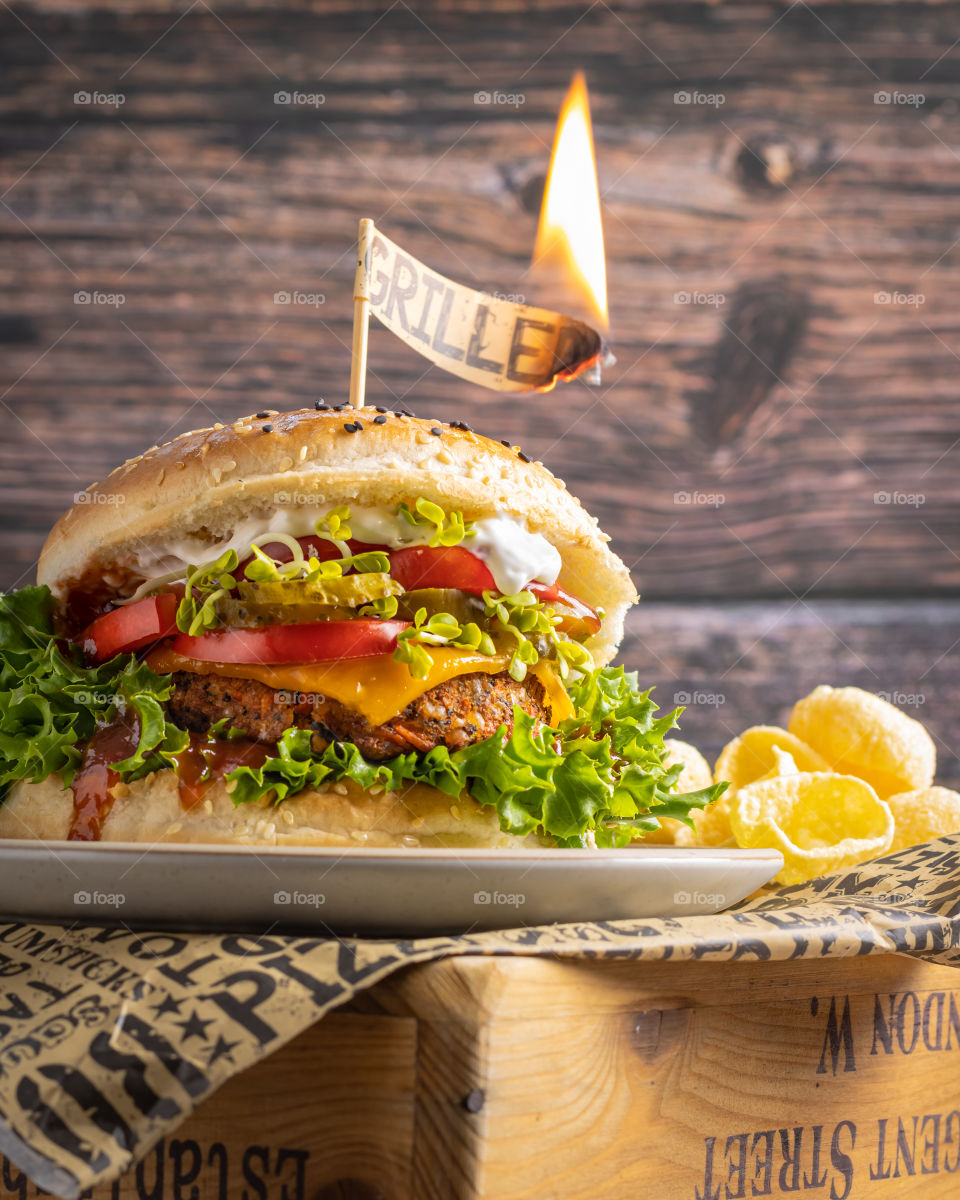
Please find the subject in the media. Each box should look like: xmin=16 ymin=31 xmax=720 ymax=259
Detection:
xmin=0 ymin=841 xmax=783 ymax=935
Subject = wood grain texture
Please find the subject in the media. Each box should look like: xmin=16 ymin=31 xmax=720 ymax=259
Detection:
xmin=364 ymin=953 xmax=960 ymax=1199
xmin=625 ymin=597 xmax=960 ymax=786
xmin=2 ymin=1 xmax=960 ymax=596
xmin=366 ymin=951 xmax=960 ymax=1022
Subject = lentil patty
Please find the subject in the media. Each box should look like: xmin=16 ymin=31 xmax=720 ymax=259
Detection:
xmin=167 ymin=669 xmax=549 ymax=760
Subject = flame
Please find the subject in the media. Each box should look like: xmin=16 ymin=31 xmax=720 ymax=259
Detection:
xmin=533 ymin=72 xmax=608 ymax=329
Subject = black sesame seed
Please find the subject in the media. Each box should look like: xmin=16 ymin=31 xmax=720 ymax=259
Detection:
xmin=500 ymin=439 xmax=511 ymax=447
xmin=518 ymin=451 xmax=530 ymax=463
xmin=373 ymin=414 xmax=387 ymax=425
xmin=332 ymin=404 xmax=346 ymax=412
xmin=429 ymin=426 xmax=442 ymax=436
xmin=256 ymin=410 xmax=270 ymax=419
xmin=375 ymin=406 xmax=387 ymax=413
xmin=261 ymin=423 xmax=274 ymax=433
xmin=343 ymin=422 xmax=358 ymax=433
xmin=315 ymin=400 xmax=328 ymax=411
xmin=354 ymin=419 xmax=364 ymax=431
xmin=451 ymin=420 xmax=472 ymax=432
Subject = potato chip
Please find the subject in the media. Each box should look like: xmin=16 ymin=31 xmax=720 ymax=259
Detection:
xmin=789 ymin=685 xmax=935 ymax=799
xmin=730 ymin=771 xmax=894 ymax=885
xmin=765 ymin=746 xmax=800 ymax=779
xmin=641 ymin=739 xmax=713 ymax=845
xmin=886 ymin=786 xmax=960 ymax=853
xmin=695 ymin=729 xmax=826 ymax=850
xmin=714 ymin=725 xmax=829 ymax=791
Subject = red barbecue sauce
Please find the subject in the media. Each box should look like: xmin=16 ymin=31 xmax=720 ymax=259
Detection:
xmin=69 ymin=718 xmax=270 ymax=840
xmin=175 ymin=733 xmax=270 ymax=810
xmin=68 ymin=712 xmax=141 ymax=841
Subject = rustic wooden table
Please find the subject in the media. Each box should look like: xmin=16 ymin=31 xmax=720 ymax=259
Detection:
xmin=2 ymin=0 xmax=959 ymax=777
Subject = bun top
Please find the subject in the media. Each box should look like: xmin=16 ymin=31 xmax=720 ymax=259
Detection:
xmin=39 ymin=407 xmax=637 ymax=664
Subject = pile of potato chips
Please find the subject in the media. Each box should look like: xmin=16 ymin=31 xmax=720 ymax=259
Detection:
xmin=659 ymin=685 xmax=960 ymax=884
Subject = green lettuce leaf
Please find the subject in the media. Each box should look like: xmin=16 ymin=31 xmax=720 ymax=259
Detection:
xmin=0 ymin=586 xmax=184 ymax=793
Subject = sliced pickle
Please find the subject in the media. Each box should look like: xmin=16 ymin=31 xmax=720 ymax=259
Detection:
xmin=215 ymin=599 xmax=356 ymax=627
xmin=238 ymin=573 xmax=401 ymax=609
xmin=394 ymin=589 xmax=486 ymax=624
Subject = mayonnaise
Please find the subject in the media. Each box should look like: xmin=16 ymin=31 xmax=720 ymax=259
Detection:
xmin=129 ymin=504 xmax=561 ymax=596
xmin=468 ymin=515 xmax=561 ymax=594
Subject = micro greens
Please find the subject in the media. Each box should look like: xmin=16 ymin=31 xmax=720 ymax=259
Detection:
xmin=176 ymin=549 xmax=239 ymax=636
xmin=394 ymin=607 xmax=496 ymax=679
xmin=398 ymin=497 xmax=474 ymax=547
xmin=360 ymin=594 xmax=400 ymax=620
xmin=481 ymin=589 xmax=593 ymax=682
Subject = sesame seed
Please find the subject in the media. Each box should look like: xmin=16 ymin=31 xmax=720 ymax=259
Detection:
xmin=500 ymin=439 xmax=511 ymax=447
xmin=261 ymin=424 xmax=274 ymax=433
xmin=373 ymin=414 xmax=387 ymax=425
xmin=518 ymin=451 xmax=530 ymax=463
xmin=354 ymin=419 xmax=364 ymax=431
xmin=256 ymin=410 xmax=269 ymax=419
xmin=343 ymin=422 xmax=358 ymax=433
xmin=375 ymin=406 xmax=387 ymax=413
xmin=451 ymin=420 xmax=472 ymax=432
xmin=315 ymin=400 xmax=328 ymax=410
xmin=332 ymin=404 xmax=346 ymax=412
xmin=430 ymin=426 xmax=442 ymax=436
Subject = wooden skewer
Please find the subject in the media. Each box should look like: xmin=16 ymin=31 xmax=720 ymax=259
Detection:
xmin=348 ymin=217 xmax=374 ymax=410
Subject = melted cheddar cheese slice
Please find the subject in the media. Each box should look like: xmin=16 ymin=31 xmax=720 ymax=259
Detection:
xmin=147 ymin=645 xmax=574 ymax=728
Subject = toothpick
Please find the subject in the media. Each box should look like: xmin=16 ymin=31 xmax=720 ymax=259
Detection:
xmin=348 ymin=218 xmax=374 ymax=410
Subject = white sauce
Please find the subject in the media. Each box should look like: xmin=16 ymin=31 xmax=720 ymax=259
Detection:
xmin=130 ymin=505 xmax=561 ymax=597
xmin=469 ymin=515 xmax=561 ymax=594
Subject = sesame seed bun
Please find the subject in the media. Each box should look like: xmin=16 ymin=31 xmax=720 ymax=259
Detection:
xmin=39 ymin=407 xmax=637 ymax=664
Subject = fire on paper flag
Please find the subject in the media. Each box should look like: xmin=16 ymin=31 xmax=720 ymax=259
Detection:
xmin=347 ymin=72 xmax=611 ymax=407
xmin=349 ymin=219 xmax=608 ymax=404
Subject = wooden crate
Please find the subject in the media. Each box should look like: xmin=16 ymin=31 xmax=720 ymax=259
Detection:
xmin=4 ymin=950 xmax=960 ymax=1199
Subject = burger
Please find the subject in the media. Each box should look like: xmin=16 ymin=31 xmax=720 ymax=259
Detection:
xmin=0 ymin=406 xmax=722 ymax=848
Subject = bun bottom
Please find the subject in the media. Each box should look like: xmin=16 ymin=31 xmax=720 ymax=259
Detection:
xmin=0 ymin=772 xmax=548 ymax=849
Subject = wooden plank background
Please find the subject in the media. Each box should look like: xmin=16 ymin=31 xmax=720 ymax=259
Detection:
xmin=2 ymin=0 xmax=959 ymax=777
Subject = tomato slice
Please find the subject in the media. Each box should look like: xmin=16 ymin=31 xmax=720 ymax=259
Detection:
xmin=387 ymin=545 xmax=496 ymax=594
xmin=528 ymin=582 xmax=602 ymax=636
xmin=171 ymin=618 xmax=410 ymax=665
xmin=81 ymin=593 xmax=180 ymax=662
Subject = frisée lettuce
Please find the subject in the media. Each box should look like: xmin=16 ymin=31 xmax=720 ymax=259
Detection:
xmin=0 ymin=586 xmax=186 ymax=793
